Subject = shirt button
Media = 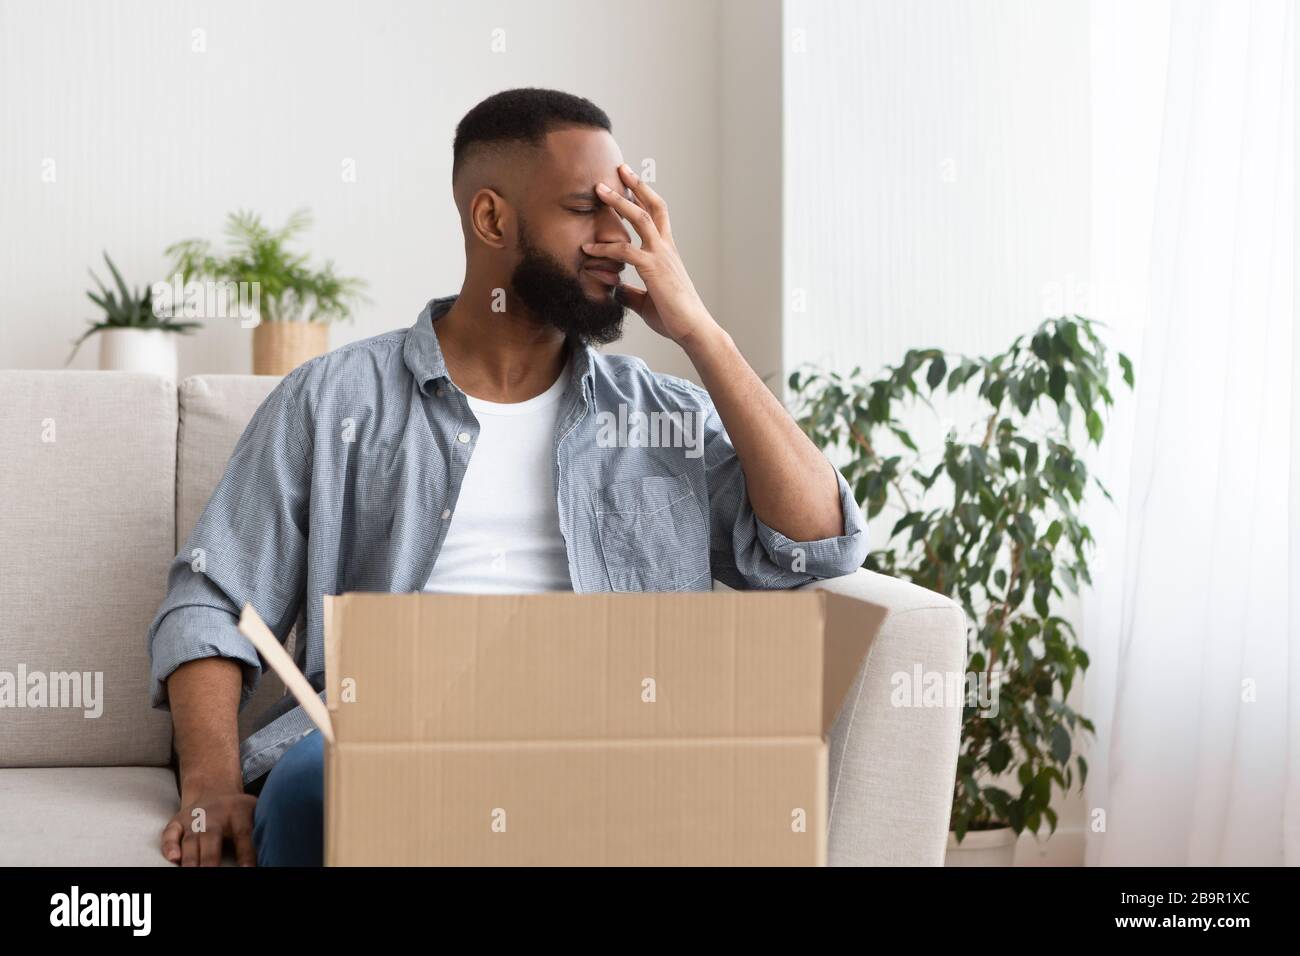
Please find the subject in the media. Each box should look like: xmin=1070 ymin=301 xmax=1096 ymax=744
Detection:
xmin=457 ymin=431 xmax=470 ymax=444
xmin=441 ymin=508 xmax=451 ymax=520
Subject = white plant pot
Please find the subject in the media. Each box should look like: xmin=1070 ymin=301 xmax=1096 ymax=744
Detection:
xmin=945 ymin=827 xmax=1017 ymax=866
xmin=97 ymin=328 xmax=178 ymax=378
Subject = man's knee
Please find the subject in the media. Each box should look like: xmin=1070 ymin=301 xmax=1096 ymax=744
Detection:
xmin=271 ymin=731 xmax=324 ymax=796
xmin=252 ymin=731 xmax=325 ymax=865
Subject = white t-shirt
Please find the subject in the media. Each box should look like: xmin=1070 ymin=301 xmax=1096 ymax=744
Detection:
xmin=421 ymin=358 xmax=574 ymax=594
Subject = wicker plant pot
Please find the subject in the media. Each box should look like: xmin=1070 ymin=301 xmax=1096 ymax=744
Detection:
xmin=252 ymin=320 xmax=329 ymax=376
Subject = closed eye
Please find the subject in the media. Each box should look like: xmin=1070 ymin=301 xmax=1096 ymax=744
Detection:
xmin=568 ymin=207 xmax=597 ymax=216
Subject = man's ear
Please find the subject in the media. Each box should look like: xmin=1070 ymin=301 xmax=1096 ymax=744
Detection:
xmin=469 ymin=188 xmax=510 ymax=250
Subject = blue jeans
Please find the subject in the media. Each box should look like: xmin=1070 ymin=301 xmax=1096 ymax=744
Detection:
xmin=251 ymin=730 xmax=325 ymax=866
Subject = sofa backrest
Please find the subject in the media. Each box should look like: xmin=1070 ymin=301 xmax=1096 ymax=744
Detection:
xmin=0 ymin=371 xmax=176 ymax=767
xmin=0 ymin=370 xmax=291 ymax=769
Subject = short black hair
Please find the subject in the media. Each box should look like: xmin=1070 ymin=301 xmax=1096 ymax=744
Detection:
xmin=452 ymin=88 xmax=612 ymax=182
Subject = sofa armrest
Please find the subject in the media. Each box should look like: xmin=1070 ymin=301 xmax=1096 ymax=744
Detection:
xmin=797 ymin=568 xmax=968 ymax=865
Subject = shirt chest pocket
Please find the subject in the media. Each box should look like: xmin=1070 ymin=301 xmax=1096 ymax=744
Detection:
xmin=595 ymin=473 xmax=712 ymax=592
xmin=353 ymin=455 xmax=398 ymax=541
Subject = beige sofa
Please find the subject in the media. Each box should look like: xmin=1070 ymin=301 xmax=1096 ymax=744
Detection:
xmin=0 ymin=369 xmax=967 ymax=866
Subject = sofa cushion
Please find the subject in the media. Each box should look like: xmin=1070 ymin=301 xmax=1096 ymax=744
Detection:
xmin=0 ymin=371 xmax=175 ymax=767
xmin=0 ymin=767 xmax=180 ymax=866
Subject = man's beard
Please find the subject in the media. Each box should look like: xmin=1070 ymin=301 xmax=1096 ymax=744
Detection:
xmin=510 ymin=219 xmax=626 ymax=347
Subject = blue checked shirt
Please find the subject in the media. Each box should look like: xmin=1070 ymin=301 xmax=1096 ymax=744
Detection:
xmin=146 ymin=295 xmax=870 ymax=785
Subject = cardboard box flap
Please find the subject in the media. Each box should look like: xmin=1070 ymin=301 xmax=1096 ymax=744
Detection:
xmin=321 ymin=590 xmax=883 ymax=745
xmin=818 ymin=590 xmax=890 ymax=736
xmin=324 ymin=591 xmax=341 ymax=711
xmin=238 ymin=603 xmax=335 ymax=744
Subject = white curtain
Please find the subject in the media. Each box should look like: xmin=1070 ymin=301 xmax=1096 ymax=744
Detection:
xmin=1083 ymin=0 xmax=1299 ymax=865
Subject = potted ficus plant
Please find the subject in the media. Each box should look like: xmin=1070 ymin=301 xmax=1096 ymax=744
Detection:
xmin=788 ymin=315 xmax=1133 ymax=866
xmin=166 ymin=208 xmax=367 ymax=375
xmin=65 ymin=252 xmax=201 ymax=377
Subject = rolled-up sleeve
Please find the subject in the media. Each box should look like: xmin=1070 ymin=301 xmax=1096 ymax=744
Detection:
xmin=146 ymin=368 xmax=313 ymax=712
xmin=700 ymin=390 xmax=870 ymax=590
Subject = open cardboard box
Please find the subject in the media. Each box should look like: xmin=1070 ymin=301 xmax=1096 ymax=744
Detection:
xmin=238 ymin=590 xmax=887 ymax=866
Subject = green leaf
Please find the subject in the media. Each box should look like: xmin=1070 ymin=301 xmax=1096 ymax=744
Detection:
xmin=1050 ymin=723 xmax=1072 ymax=764
xmin=985 ymin=787 xmax=1012 ymax=817
xmin=1118 ymin=352 xmax=1134 ymax=387
xmin=947 ymin=359 xmax=977 ymax=393
xmin=953 ymin=813 xmax=970 ymax=842
xmin=1048 ymin=365 xmax=1067 ymax=404
xmin=102 ymin=252 xmax=133 ymax=306
xmin=867 ymin=383 xmax=890 ymax=422
xmin=891 ymin=512 xmax=920 ymax=538
xmin=1034 ymin=769 xmax=1053 ymax=805
xmin=1018 ymin=763 xmax=1034 ymax=788
xmin=1060 ymin=564 xmax=1078 ymax=595
xmin=909 ymin=518 xmax=930 ymax=546
xmin=926 ymin=356 xmax=947 ymax=391
xmin=987 ymin=378 xmax=1006 ymax=408
xmin=988 ymin=740 xmax=1012 ymax=775
xmin=889 ymin=425 xmax=919 ymax=452
xmin=1016 ymin=377 xmax=1035 ymax=416
xmin=1058 ymin=399 xmax=1072 ymax=430
xmin=1086 ymin=409 xmax=1104 ymax=443
xmin=1061 ymin=320 xmax=1081 ymax=355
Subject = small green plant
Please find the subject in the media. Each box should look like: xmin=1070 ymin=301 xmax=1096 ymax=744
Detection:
xmin=788 ymin=316 xmax=1133 ymax=842
xmin=166 ymin=208 xmax=367 ymax=324
xmin=66 ymin=252 xmax=201 ymax=364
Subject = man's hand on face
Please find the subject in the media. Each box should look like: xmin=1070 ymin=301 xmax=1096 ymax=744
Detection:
xmin=583 ymin=163 xmax=723 ymax=352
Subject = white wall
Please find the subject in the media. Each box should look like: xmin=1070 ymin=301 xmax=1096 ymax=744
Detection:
xmin=719 ymin=0 xmax=785 ymax=388
xmin=784 ymin=0 xmax=1091 ymax=380
xmin=0 ymin=0 xmax=739 ymax=383
xmin=783 ymin=0 xmax=1095 ymax=864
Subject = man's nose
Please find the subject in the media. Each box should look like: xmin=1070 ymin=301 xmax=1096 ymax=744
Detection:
xmin=594 ymin=203 xmax=631 ymax=242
